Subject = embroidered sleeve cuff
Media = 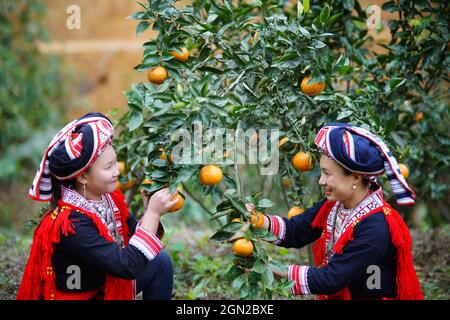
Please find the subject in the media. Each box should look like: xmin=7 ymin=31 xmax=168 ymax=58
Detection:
xmin=288 ymin=265 xmax=311 ymax=295
xmin=268 ymin=215 xmax=286 ymax=244
xmin=129 ymin=226 xmax=164 ymax=261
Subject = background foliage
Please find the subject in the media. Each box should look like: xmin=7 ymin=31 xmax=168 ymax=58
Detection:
xmin=0 ymin=0 xmax=66 ymax=181
xmin=115 ymin=0 xmax=449 ymax=299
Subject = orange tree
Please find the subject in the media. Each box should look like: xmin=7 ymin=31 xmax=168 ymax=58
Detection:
xmin=114 ymin=0 xmax=449 ymax=299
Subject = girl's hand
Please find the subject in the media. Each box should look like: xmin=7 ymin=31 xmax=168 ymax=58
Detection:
xmin=268 ymin=257 xmax=288 ymax=279
xmin=270 ymin=266 xmax=288 ymax=279
xmin=141 ymin=189 xmax=149 ymax=212
xmin=245 ymin=203 xmax=255 ymax=213
xmin=145 ymin=187 xmax=179 ymax=217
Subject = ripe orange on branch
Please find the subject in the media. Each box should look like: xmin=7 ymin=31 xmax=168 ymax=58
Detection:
xmin=250 ymin=211 xmax=265 ymax=229
xmin=168 ymin=193 xmax=184 ymax=212
xmin=414 ymin=112 xmax=424 ymax=122
xmin=199 ymin=165 xmax=223 ymax=185
xmin=301 ymin=76 xmax=325 ymax=96
xmin=292 ymin=151 xmax=314 ymax=171
xmin=171 ymin=48 xmax=189 ymax=62
xmin=117 ymin=178 xmax=136 ymax=191
xmin=148 ymin=66 xmax=168 ymax=85
xmin=278 ymin=137 xmax=289 ymax=148
xmin=232 ymin=238 xmax=254 ymax=257
xmin=142 ymin=178 xmax=153 ymax=185
xmin=398 ymin=163 xmax=409 ymax=179
xmin=288 ymin=206 xmax=305 ymax=219
xmin=281 ymin=177 xmax=293 ymax=188
xmin=118 ymin=161 xmax=126 ymax=176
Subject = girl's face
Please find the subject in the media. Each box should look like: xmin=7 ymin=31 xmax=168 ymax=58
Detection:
xmin=82 ymin=145 xmax=120 ymax=196
xmin=318 ymin=154 xmax=357 ymax=203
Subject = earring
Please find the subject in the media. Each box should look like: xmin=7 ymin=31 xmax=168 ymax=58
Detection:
xmin=352 ymin=184 xmax=357 ymax=190
xmin=83 ymin=183 xmax=87 ymax=198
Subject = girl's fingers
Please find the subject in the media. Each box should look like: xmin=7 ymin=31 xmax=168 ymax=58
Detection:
xmin=166 ymin=198 xmax=179 ymax=209
xmin=245 ymin=203 xmax=255 ymax=213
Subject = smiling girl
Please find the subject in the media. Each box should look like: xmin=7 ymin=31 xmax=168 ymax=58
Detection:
xmin=17 ymin=112 xmax=178 ymax=300
xmin=250 ymin=123 xmax=423 ymax=300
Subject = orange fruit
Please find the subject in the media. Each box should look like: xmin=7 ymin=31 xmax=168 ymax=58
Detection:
xmin=278 ymin=137 xmax=289 ymax=148
xmin=117 ymin=179 xmax=135 ymax=191
xmin=172 ymin=48 xmax=189 ymax=62
xmin=247 ymin=31 xmax=259 ymax=45
xmin=232 ymin=239 xmax=254 ymax=257
xmin=414 ymin=112 xmax=424 ymax=122
xmin=148 ymin=66 xmax=168 ymax=85
xmin=118 ymin=161 xmax=126 ymax=176
xmin=398 ymin=163 xmax=409 ymax=179
xmin=301 ymin=76 xmax=325 ymax=96
xmin=288 ymin=206 xmax=305 ymax=219
xmin=160 ymin=150 xmax=174 ymax=163
xmin=142 ymin=178 xmax=153 ymax=185
xmin=281 ymin=177 xmax=293 ymax=188
xmin=292 ymin=151 xmax=314 ymax=171
xmin=168 ymin=193 xmax=184 ymax=212
xmin=250 ymin=211 xmax=265 ymax=229
xmin=231 ymin=218 xmax=241 ymax=223
xmin=199 ymin=165 xmax=223 ymax=185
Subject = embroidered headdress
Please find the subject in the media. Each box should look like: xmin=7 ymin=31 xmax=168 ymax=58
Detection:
xmin=29 ymin=112 xmax=114 ymax=202
xmin=315 ymin=123 xmax=415 ymax=206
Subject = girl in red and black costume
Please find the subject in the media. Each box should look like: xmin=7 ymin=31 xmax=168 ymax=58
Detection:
xmin=17 ymin=112 xmax=178 ymax=300
xmin=252 ymin=123 xmax=423 ymax=300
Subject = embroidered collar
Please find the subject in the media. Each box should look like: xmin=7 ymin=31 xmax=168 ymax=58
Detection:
xmin=60 ymin=185 xmax=119 ymax=214
xmin=325 ymin=185 xmax=385 ymax=261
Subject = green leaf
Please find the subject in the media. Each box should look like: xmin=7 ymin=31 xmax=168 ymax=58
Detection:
xmin=127 ymin=12 xmax=146 ymax=20
xmin=297 ymin=0 xmax=304 ymax=17
xmin=221 ymin=222 xmax=243 ymax=233
xmin=232 ymin=274 xmax=246 ymax=290
xmin=210 ymin=230 xmax=234 ymax=242
xmin=320 ymin=5 xmax=330 ymax=24
xmin=152 ymin=159 xmax=167 ymax=167
xmin=257 ymin=198 xmax=273 ymax=208
xmin=303 ymin=0 xmax=310 ymax=14
xmin=225 ymin=264 xmax=244 ymax=281
xmin=128 ymin=112 xmax=143 ymax=132
xmin=338 ymin=65 xmax=353 ymax=75
xmin=252 ymin=259 xmax=267 ymax=274
xmin=389 ymin=78 xmax=406 ymax=90
xmin=337 ymin=110 xmax=353 ymax=120
xmin=262 ymin=269 xmax=274 ymax=287
xmin=136 ymin=21 xmax=150 ymax=36
xmin=268 ymin=259 xmax=288 ymax=275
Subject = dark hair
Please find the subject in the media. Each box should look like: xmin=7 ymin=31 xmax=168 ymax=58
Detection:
xmin=48 ymin=176 xmax=76 ymax=212
xmin=342 ymin=167 xmax=370 ymax=187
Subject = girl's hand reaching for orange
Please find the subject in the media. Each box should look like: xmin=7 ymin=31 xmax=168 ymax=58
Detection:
xmin=145 ymin=187 xmax=179 ymax=217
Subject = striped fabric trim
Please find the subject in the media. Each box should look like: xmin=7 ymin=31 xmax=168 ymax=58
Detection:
xmin=268 ymin=215 xmax=286 ymax=245
xmin=288 ymin=265 xmax=311 ymax=295
xmin=129 ymin=226 xmax=164 ymax=261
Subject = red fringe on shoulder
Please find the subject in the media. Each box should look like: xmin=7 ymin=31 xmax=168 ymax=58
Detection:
xmin=311 ymin=200 xmax=335 ymax=267
xmin=383 ymin=203 xmax=423 ymax=300
xmin=17 ymin=189 xmax=135 ymax=300
xmin=309 ymin=200 xmax=423 ymax=300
